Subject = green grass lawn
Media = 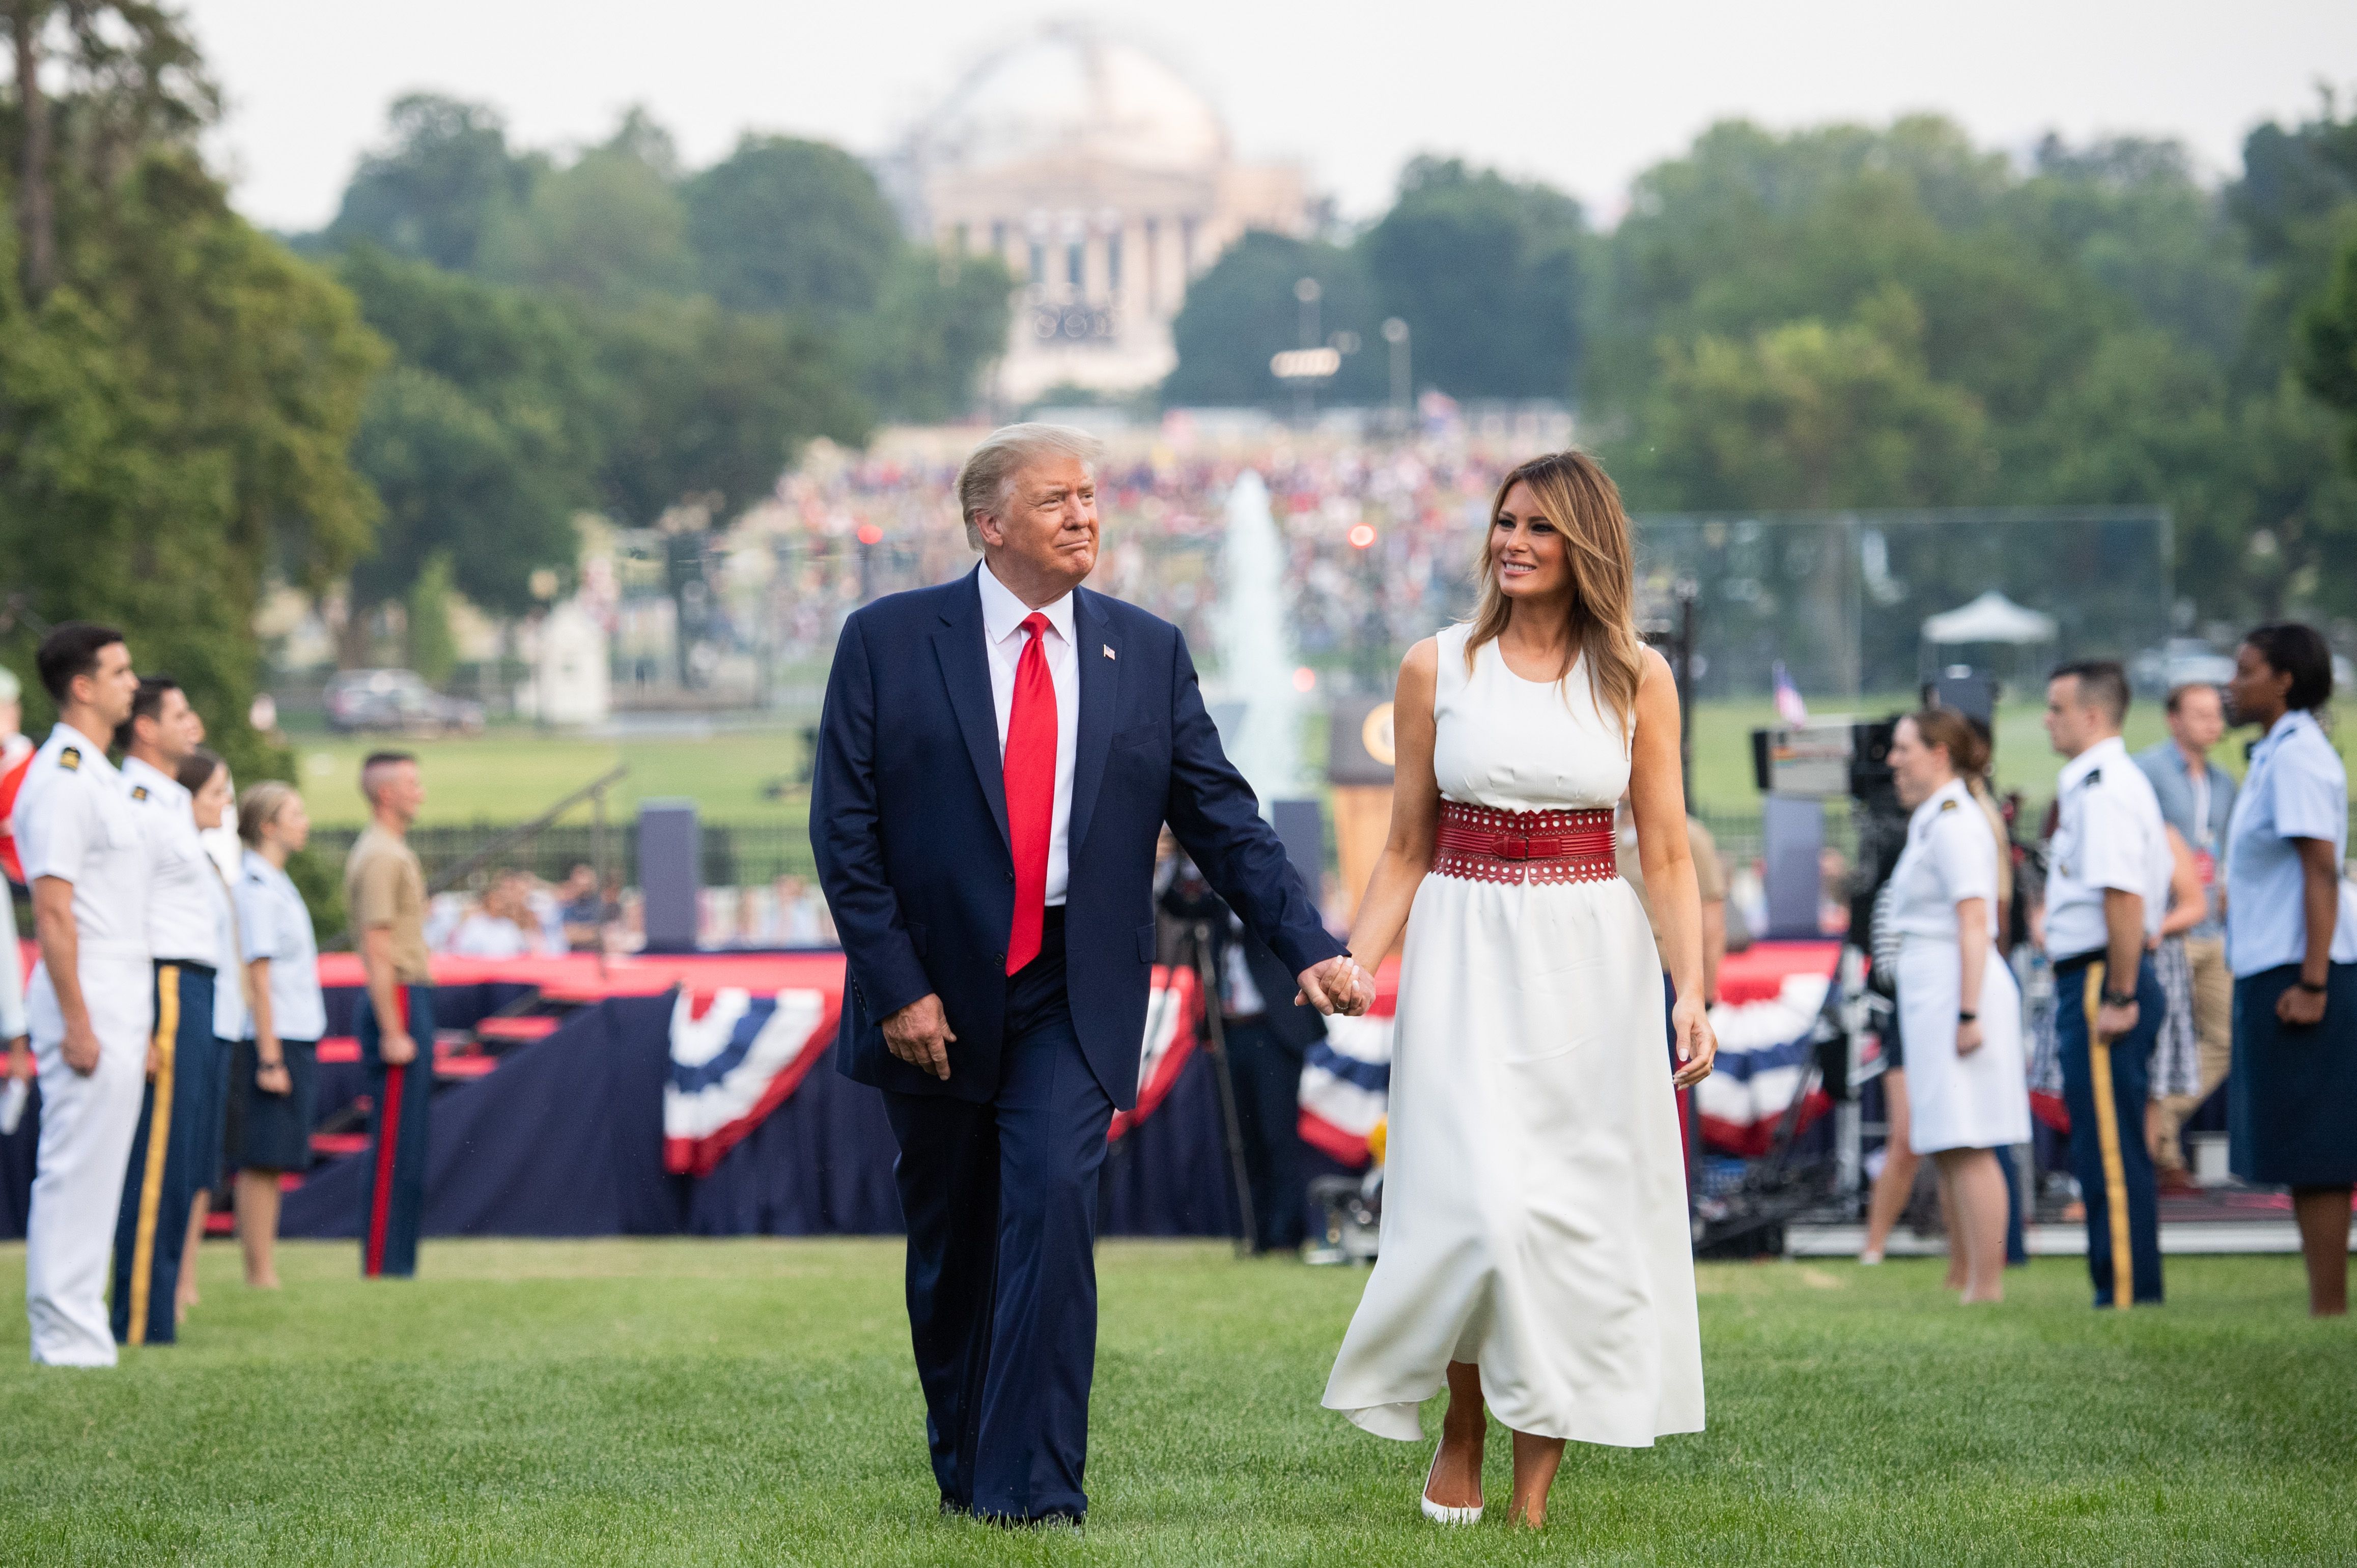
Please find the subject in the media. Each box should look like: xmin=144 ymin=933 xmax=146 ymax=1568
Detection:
xmin=2 ymin=1238 xmax=2349 ymax=1565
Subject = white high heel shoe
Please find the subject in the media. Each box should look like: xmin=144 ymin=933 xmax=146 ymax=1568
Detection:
xmin=1420 ymin=1441 xmax=1483 ymax=1524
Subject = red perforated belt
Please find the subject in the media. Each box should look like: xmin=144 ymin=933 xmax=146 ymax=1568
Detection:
xmin=1433 ymin=802 xmax=1619 ymax=887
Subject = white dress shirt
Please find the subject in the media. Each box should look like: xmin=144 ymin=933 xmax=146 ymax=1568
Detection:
xmin=122 ymin=755 xmax=224 ymax=966
xmin=2223 ymin=708 xmax=2357 ymax=978
xmin=976 ymin=561 xmax=1079 ymax=906
xmin=15 ymin=722 xmax=149 ymax=959
xmin=2043 ymin=734 xmax=2171 ymax=961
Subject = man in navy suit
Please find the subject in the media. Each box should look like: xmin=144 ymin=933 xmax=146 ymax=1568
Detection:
xmin=812 ymin=424 xmax=1370 ymax=1526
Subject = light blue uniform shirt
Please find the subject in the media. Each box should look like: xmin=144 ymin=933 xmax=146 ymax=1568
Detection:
xmin=234 ymin=850 xmax=327 ymax=1042
xmin=2223 ymin=709 xmax=2357 ymax=979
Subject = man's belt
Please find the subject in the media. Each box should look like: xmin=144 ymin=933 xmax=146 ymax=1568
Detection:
xmin=1433 ymin=802 xmax=1619 ymax=887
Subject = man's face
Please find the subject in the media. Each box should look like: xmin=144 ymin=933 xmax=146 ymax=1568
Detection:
xmin=74 ymin=642 xmax=138 ymax=731
xmin=2044 ymin=676 xmax=2099 ymax=759
xmin=2167 ymin=685 xmax=2224 ymax=754
xmin=137 ymin=687 xmax=205 ymax=766
xmin=372 ymin=761 xmax=426 ymax=824
xmin=979 ymin=455 xmax=1099 ymax=594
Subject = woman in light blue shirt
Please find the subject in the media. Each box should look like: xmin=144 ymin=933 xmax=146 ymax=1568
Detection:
xmin=229 ymin=781 xmax=326 ymax=1291
xmin=2222 ymin=622 xmax=2356 ymax=1318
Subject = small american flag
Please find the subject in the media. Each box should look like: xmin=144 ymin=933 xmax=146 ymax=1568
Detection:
xmin=1772 ymin=661 xmax=1809 ymax=726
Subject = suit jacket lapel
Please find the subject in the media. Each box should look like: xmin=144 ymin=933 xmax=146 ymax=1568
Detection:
xmin=933 ymin=568 xmax=1010 ymax=855
xmin=1068 ymin=588 xmax=1121 ymax=861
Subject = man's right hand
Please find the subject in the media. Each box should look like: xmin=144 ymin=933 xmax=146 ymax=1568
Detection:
xmin=882 ymin=993 xmax=956 ymax=1081
xmin=61 ymin=1019 xmax=102 ymax=1076
xmin=379 ymin=1029 xmax=418 ymax=1067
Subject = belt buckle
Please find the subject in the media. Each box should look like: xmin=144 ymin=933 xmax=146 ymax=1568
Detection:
xmin=1498 ymin=833 xmax=1531 ymax=861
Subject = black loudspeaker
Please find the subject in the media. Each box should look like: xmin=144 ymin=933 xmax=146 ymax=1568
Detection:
xmin=1268 ymin=799 xmax=1327 ymax=902
xmin=638 ymin=801 xmax=700 ymax=953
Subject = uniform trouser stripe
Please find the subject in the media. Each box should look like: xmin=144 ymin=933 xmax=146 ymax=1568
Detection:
xmin=364 ymin=988 xmax=410 ymax=1278
xmin=126 ymin=964 xmax=180 ymax=1346
xmin=2083 ymin=963 xmax=2135 ymax=1312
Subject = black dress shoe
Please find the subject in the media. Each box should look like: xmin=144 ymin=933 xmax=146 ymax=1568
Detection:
xmin=939 ymin=1494 xmax=967 ymax=1518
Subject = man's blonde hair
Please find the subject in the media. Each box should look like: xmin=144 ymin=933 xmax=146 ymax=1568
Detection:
xmin=954 ymin=423 xmax=1103 ymax=549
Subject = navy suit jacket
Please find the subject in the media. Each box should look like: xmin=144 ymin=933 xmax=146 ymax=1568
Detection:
xmin=811 ymin=565 xmax=1344 ymax=1109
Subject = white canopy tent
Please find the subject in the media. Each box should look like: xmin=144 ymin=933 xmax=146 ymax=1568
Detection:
xmin=1921 ymin=590 xmax=2057 ymax=646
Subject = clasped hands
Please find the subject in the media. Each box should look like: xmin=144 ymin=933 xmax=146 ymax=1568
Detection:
xmin=881 ymin=953 xmax=1377 ymax=1084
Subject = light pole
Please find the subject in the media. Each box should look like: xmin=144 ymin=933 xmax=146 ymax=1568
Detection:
xmin=1294 ymin=276 xmax=1322 ymax=424
xmin=1382 ymin=317 xmax=1410 ymax=434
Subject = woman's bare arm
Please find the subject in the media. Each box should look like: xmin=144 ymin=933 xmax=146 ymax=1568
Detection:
xmin=2158 ymin=825 xmax=2205 ymax=941
xmin=1344 ymin=639 xmax=1441 ymax=973
xmin=1627 ymin=648 xmax=1718 ymax=1085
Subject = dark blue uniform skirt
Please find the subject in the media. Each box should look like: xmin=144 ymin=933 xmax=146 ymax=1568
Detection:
xmin=231 ymin=1037 xmax=318 ymax=1172
xmin=2229 ymin=963 xmax=2357 ymax=1187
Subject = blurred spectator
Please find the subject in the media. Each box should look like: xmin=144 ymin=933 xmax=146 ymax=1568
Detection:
xmin=447 ymin=871 xmax=540 ymax=958
xmin=557 ymin=864 xmax=616 ymax=951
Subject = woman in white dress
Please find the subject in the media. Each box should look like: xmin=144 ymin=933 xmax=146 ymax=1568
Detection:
xmin=1882 ymin=709 xmax=2030 ymax=1302
xmin=1322 ymin=451 xmax=1716 ymax=1528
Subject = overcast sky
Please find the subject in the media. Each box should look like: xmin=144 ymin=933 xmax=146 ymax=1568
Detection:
xmin=187 ymin=0 xmax=2354 ymax=233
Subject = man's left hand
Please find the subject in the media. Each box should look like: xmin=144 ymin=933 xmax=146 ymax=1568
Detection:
xmin=1297 ymin=956 xmax=1373 ymax=1017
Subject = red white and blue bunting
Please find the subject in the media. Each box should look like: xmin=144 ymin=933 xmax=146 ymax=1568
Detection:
xmin=1298 ymin=1006 xmax=1395 ymax=1168
xmin=663 ymin=987 xmax=840 ymax=1178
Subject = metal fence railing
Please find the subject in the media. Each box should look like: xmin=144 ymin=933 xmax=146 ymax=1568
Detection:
xmin=307 ymin=821 xmax=822 ymax=894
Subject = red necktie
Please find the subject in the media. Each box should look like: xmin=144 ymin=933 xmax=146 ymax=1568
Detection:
xmin=1003 ymin=612 xmax=1056 ymax=974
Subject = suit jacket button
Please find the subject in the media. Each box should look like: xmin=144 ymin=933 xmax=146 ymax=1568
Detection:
xmin=1005 ymin=871 xmax=1014 ymax=882
xmin=994 ymin=950 xmax=1006 ymax=965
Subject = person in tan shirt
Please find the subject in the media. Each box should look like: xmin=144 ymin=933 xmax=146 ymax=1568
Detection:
xmin=345 ymin=751 xmax=432 ymax=1277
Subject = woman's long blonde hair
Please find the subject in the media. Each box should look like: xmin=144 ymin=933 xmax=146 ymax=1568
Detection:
xmin=1464 ymin=450 xmax=1646 ymax=737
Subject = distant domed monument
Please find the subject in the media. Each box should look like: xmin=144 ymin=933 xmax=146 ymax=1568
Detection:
xmin=892 ymin=22 xmax=1310 ymax=404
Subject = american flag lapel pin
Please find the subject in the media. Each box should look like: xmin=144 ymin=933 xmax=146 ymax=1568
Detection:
xmin=1103 ymin=644 xmax=1116 ymax=660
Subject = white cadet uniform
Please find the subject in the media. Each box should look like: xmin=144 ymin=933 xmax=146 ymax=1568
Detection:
xmin=122 ymin=757 xmax=220 ymax=968
xmin=1887 ymin=778 xmax=2031 ymax=1154
xmin=2043 ymin=735 xmax=2171 ymax=961
xmin=18 ymin=722 xmax=153 ymax=1366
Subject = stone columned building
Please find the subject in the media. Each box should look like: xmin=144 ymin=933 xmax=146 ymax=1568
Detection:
xmin=893 ymin=23 xmax=1310 ymax=404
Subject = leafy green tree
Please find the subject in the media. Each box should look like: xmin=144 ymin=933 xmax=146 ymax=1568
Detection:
xmin=1624 ymin=286 xmax=1988 ymax=510
xmin=580 ymin=294 xmax=869 ymax=525
xmin=338 ymin=248 xmax=601 ymax=634
xmin=684 ymin=134 xmax=901 ymax=321
xmin=480 ymin=110 xmax=693 ymax=304
xmin=858 ymin=247 xmax=1014 ymax=421
xmin=1164 ymin=230 xmax=1385 ymax=406
xmin=1359 ymin=156 xmax=1586 ymax=401
xmin=0 ymin=154 xmax=382 ymax=778
xmin=320 ymin=94 xmax=539 ymax=272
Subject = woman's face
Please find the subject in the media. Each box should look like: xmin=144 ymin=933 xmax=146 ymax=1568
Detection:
xmin=190 ymin=764 xmax=232 ymax=831
xmin=1886 ymin=718 xmax=1954 ymax=810
xmin=1490 ymin=481 xmax=1573 ymax=603
xmin=2224 ymin=642 xmax=2291 ymax=728
xmin=267 ymin=794 xmax=311 ymax=854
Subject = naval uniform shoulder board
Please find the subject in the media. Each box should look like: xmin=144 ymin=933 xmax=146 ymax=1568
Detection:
xmin=59 ymin=746 xmax=80 ymax=772
xmin=1939 ymin=798 xmax=1958 ymax=812
xmin=130 ymin=785 xmax=149 ymax=801
xmin=2079 ymin=767 xmax=2100 ymax=786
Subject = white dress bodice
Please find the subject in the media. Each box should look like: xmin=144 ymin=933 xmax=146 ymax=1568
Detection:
xmin=1431 ymin=623 xmax=1630 ymax=814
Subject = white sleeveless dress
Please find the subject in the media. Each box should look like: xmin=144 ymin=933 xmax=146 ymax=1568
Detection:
xmin=1322 ymin=624 xmax=1705 ymax=1447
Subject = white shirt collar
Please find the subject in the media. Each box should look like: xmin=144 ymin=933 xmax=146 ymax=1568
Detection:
xmin=2059 ymin=733 xmax=2127 ymax=792
xmin=49 ymin=719 xmax=118 ymax=768
xmin=976 ymin=560 xmax=1075 ymax=648
xmin=121 ymin=754 xmax=189 ymax=803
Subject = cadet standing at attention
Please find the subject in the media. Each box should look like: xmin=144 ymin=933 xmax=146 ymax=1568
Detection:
xmin=346 ymin=751 xmax=434 ymax=1277
xmin=18 ymin=624 xmax=150 ymax=1366
xmin=108 ymin=678 xmax=219 ymax=1346
xmin=2041 ymin=660 xmax=2174 ymax=1308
